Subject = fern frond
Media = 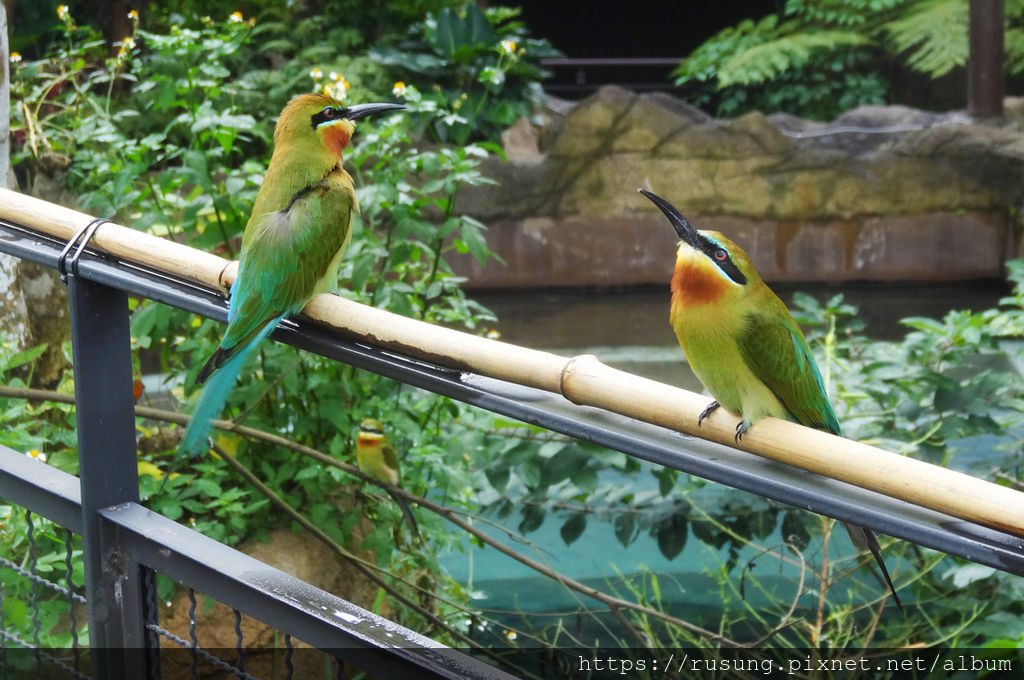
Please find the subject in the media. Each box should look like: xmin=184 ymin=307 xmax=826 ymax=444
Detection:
xmin=717 ymin=30 xmax=869 ymax=87
xmin=885 ymin=0 xmax=968 ymax=77
xmin=1007 ymin=27 xmax=1024 ymax=76
xmin=673 ymin=15 xmax=782 ymax=85
xmin=786 ymin=0 xmax=910 ymax=27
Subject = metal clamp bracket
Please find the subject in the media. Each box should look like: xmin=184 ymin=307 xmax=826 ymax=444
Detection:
xmin=58 ymin=217 xmax=111 ymax=283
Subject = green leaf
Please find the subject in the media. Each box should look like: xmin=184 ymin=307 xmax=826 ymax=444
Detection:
xmin=541 ymin=448 xmax=584 ymax=487
xmin=781 ymin=511 xmax=810 ymax=550
xmin=559 ymin=512 xmax=587 ymax=546
xmin=518 ymin=504 xmax=545 ymax=534
xmin=653 ymin=467 xmax=677 ymax=497
xmin=570 ymin=466 xmax=598 ymax=493
xmin=194 ymin=478 xmax=222 ymax=497
xmin=294 ymin=466 xmax=319 ymax=481
xmin=517 ymin=457 xmax=541 ymax=489
xmin=613 ymin=513 xmax=636 ymax=547
xmin=465 ymin=4 xmax=496 ymax=45
xmin=485 ymin=463 xmax=510 ymax=492
xmin=432 ymin=8 xmax=460 ymax=58
xmin=2 ymin=343 xmax=47 ymax=373
xmin=655 ymin=510 xmax=688 ymax=560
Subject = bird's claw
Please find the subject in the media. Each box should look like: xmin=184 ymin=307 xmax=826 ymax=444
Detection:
xmin=734 ymin=420 xmax=750 ymax=445
xmin=698 ymin=400 xmax=720 ymax=427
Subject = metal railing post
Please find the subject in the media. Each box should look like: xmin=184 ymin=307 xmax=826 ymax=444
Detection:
xmin=67 ymin=276 xmax=147 ymax=679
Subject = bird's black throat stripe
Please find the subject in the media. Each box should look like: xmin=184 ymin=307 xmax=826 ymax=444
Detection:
xmin=283 ymin=165 xmax=343 ymax=213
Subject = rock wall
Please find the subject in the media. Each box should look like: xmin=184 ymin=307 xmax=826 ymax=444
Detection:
xmin=452 ymin=86 xmax=1024 ymax=287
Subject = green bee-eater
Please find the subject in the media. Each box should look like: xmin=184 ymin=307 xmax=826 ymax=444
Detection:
xmin=178 ymin=94 xmax=404 ymax=458
xmin=356 ymin=418 xmax=420 ymax=541
xmin=641 ymin=189 xmax=902 ymax=612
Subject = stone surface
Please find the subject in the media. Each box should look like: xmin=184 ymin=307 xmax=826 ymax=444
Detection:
xmin=453 ymin=86 xmax=1024 ymax=287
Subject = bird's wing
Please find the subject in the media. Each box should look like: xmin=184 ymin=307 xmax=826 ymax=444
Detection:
xmin=737 ymin=308 xmax=842 ymax=435
xmin=221 ymin=179 xmax=354 ymax=355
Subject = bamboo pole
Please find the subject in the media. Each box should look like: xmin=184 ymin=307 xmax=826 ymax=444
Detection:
xmin=2 ymin=187 xmax=1023 ymax=536
xmin=560 ymin=356 xmax=1024 ymax=535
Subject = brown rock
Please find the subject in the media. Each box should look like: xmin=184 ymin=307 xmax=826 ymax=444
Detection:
xmin=453 ymin=88 xmax=1024 ymax=287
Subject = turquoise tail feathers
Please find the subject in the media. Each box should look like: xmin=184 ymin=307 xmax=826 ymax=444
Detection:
xmin=178 ymin=318 xmax=282 ymax=458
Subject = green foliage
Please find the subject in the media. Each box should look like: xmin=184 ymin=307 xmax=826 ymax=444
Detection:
xmin=0 ymin=337 xmax=77 ymax=460
xmin=370 ymin=5 xmax=559 ymax=143
xmin=680 ymin=16 xmax=868 ymax=89
xmin=5 ymin=3 xmax=514 ymax=640
xmin=0 ymin=337 xmax=84 ymax=649
xmin=675 ymin=0 xmax=1024 ymax=119
xmin=885 ymin=0 xmax=969 ymax=77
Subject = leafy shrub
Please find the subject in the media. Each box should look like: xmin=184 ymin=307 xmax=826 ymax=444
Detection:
xmin=371 ymin=5 xmax=560 ymax=144
xmin=675 ymin=0 xmax=1024 ymax=119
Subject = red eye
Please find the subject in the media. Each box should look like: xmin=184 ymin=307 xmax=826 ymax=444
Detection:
xmin=714 ymin=249 xmax=728 ymax=261
xmin=321 ymin=107 xmax=336 ymax=119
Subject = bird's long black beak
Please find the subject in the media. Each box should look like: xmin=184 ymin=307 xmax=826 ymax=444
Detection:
xmin=639 ymin=189 xmax=701 ymax=249
xmin=343 ymin=102 xmax=406 ymax=122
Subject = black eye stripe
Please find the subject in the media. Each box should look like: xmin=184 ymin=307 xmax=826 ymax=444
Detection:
xmin=699 ymin=238 xmax=747 ymax=285
xmin=310 ymin=106 xmax=347 ymax=129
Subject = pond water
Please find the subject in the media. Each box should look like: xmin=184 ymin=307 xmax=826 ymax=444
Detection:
xmin=472 ymin=280 xmax=1009 ymax=349
xmin=435 ymin=280 xmax=1013 ymax=643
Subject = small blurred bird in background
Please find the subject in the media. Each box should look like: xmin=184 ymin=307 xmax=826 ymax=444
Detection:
xmin=356 ymin=418 xmax=420 ymax=542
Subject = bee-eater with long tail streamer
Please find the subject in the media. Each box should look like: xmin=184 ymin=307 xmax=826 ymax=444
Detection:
xmin=640 ymin=188 xmax=902 ymax=612
xmin=178 ymin=94 xmax=404 ymax=459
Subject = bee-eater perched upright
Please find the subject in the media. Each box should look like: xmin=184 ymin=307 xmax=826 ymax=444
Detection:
xmin=356 ymin=418 xmax=401 ymax=486
xmin=178 ymin=95 xmax=404 ymax=458
xmin=356 ymin=418 xmax=420 ymax=541
xmin=640 ymin=189 xmax=902 ymax=612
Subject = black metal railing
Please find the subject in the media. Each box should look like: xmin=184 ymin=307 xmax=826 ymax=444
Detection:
xmin=539 ymin=57 xmax=684 ymax=97
xmin=0 ymin=215 xmax=519 ymax=679
xmin=2 ymin=203 xmax=1024 ymax=678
